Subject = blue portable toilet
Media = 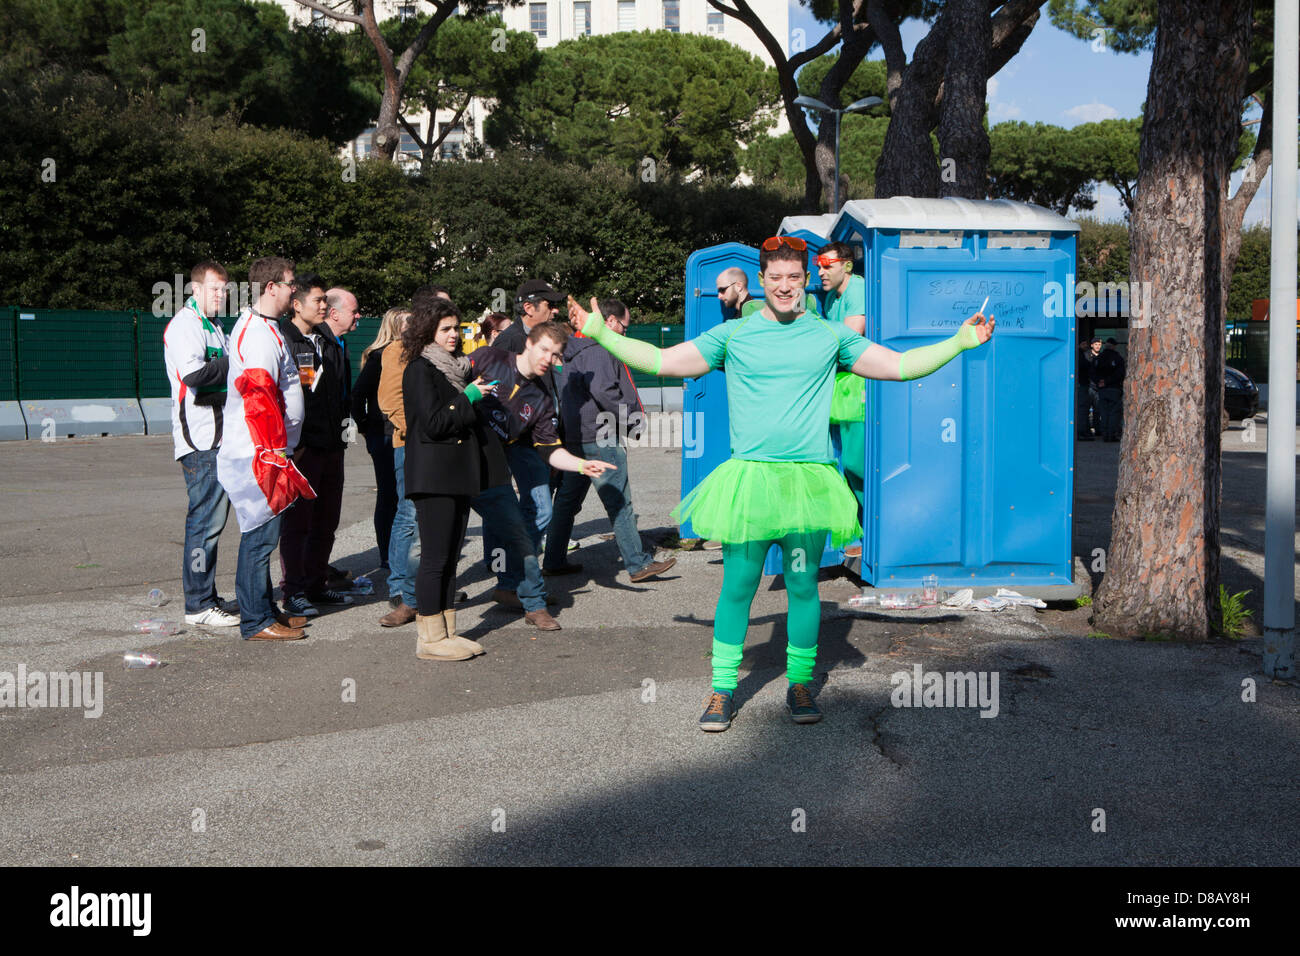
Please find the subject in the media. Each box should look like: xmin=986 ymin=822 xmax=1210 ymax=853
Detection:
xmin=680 ymin=217 xmax=849 ymax=574
xmin=830 ymin=197 xmax=1081 ymax=597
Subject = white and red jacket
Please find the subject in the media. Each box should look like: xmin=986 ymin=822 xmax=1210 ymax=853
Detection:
xmin=217 ymin=308 xmax=314 ymax=532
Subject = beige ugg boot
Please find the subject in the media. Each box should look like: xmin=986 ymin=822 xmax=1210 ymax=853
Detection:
xmin=442 ymin=608 xmax=485 ymax=656
xmin=415 ymin=613 xmax=473 ymax=661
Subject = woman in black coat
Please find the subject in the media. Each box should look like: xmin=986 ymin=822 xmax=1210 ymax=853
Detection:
xmin=401 ymin=298 xmax=501 ymax=662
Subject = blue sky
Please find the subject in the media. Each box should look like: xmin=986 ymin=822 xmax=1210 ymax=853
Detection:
xmin=786 ymin=1 xmax=1274 ymax=226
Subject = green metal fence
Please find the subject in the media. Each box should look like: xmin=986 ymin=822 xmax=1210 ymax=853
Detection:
xmin=0 ymin=307 xmax=17 ymax=402
xmin=17 ymin=309 xmax=138 ymax=400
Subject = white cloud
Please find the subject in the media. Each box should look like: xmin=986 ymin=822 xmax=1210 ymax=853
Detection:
xmin=1063 ymin=101 xmax=1120 ymax=124
xmin=986 ymin=78 xmax=1023 ymax=122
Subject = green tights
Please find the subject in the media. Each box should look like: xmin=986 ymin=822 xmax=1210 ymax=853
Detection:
xmin=711 ymin=531 xmax=825 ymax=693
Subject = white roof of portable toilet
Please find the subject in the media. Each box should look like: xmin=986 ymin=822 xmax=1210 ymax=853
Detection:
xmin=831 ymin=197 xmax=1080 ymax=235
xmin=778 ymin=214 xmax=837 ymax=238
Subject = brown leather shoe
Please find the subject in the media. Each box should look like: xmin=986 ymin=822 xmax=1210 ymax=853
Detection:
xmin=379 ymin=602 xmax=417 ymax=627
xmin=524 ymin=608 xmax=561 ymax=631
xmin=629 ymin=557 xmax=677 ymax=583
xmin=276 ymin=611 xmax=309 ymax=629
xmin=248 ymin=623 xmax=306 ymax=641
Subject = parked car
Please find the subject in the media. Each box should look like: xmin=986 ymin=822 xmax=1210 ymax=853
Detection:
xmin=1225 ymin=366 xmax=1259 ymax=422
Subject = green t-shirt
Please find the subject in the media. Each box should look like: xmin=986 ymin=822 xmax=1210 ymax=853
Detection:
xmin=691 ymin=309 xmax=872 ymax=462
xmin=823 ymin=274 xmax=866 ymax=327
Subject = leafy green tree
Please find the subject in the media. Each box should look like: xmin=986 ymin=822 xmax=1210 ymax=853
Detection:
xmin=345 ymin=13 xmax=539 ymax=168
xmin=987 ymin=121 xmax=1100 ymax=214
xmin=0 ymin=71 xmax=797 ymax=320
xmin=1073 ymin=217 xmax=1132 ymax=288
xmin=0 ymin=0 xmax=375 ymax=145
xmin=796 ymin=54 xmax=889 ymax=105
xmin=299 ymin=0 xmax=517 ymax=162
xmin=743 ymin=114 xmax=890 ymax=200
xmin=485 ymin=31 xmax=780 ymax=178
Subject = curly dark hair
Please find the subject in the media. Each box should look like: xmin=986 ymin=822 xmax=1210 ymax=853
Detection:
xmin=402 ymin=296 xmax=462 ymax=364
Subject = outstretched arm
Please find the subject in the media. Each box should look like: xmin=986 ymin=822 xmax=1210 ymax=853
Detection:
xmin=851 ymin=312 xmax=994 ymax=381
xmin=572 ymin=296 xmax=712 ymax=379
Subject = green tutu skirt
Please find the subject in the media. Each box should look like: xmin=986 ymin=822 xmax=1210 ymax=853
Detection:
xmin=672 ymin=458 xmax=861 ymax=547
xmin=830 ymin=371 xmax=865 ymax=423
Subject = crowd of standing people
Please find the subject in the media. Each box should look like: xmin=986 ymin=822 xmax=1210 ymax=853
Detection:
xmin=164 ymin=258 xmax=676 ymax=654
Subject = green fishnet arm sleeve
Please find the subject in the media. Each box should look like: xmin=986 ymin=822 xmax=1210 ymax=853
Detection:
xmin=580 ymin=309 xmax=663 ymax=375
xmin=898 ymin=322 xmax=983 ymax=381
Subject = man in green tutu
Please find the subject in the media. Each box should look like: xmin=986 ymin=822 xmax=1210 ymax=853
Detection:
xmin=572 ymin=236 xmax=994 ymax=732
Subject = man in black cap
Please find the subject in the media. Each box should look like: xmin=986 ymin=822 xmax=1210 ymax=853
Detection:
xmin=494 ymin=279 xmax=566 ymax=355
xmin=1077 ymin=337 xmax=1102 ymax=440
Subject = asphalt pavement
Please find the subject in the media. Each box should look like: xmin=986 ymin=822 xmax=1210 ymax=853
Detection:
xmin=0 ymin=421 xmax=1296 ymax=865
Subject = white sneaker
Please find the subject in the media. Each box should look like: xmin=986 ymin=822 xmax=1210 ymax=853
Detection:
xmin=185 ymin=606 xmax=241 ymax=627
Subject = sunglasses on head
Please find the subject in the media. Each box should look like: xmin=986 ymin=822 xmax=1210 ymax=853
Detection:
xmin=759 ymin=236 xmax=807 ymax=252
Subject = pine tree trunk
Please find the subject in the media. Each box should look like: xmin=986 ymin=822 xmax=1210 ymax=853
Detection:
xmin=1093 ymin=0 xmax=1252 ymax=639
xmin=936 ymin=0 xmax=990 ymax=199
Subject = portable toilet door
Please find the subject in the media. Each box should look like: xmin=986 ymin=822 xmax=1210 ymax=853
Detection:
xmin=830 ymin=197 xmax=1081 ymax=597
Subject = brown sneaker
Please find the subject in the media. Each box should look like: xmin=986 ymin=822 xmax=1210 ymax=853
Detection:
xmin=524 ymin=608 xmax=561 ymax=631
xmin=629 ymin=557 xmax=676 ymax=583
xmin=248 ymin=623 xmax=306 ymax=641
xmin=379 ymin=602 xmax=417 ymax=627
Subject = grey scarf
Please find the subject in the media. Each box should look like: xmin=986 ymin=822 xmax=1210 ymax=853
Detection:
xmin=421 ymin=343 xmax=472 ymax=393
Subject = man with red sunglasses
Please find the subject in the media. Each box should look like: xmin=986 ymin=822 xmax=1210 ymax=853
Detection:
xmin=576 ymin=235 xmax=994 ymax=732
xmin=817 ymin=241 xmax=868 ymax=558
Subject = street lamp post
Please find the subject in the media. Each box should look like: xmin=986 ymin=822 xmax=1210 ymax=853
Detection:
xmin=794 ymin=94 xmax=883 ymax=212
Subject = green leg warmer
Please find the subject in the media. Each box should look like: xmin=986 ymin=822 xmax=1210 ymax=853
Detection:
xmin=781 ymin=531 xmax=824 ymax=684
xmin=711 ymin=540 xmax=769 ymax=692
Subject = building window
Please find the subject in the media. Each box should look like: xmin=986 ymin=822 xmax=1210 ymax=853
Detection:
xmin=529 ymin=2 xmax=547 ymax=37
xmin=662 ymin=0 xmax=679 ymax=33
xmin=439 ymin=124 xmax=466 ymax=161
xmin=617 ymin=0 xmax=636 ymax=31
xmin=398 ymin=131 xmax=422 ymax=158
xmin=707 ymin=9 xmax=724 ymax=34
xmin=486 ymin=2 xmax=503 ymax=16
xmin=574 ymin=1 xmax=591 ymax=36
xmin=354 ymin=126 xmax=377 ymax=160
xmin=397 ymin=4 xmax=416 ymax=22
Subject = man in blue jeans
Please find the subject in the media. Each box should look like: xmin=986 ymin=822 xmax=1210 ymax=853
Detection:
xmin=163 ymin=260 xmax=240 ymax=628
xmin=546 ymin=299 xmax=676 ymax=584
